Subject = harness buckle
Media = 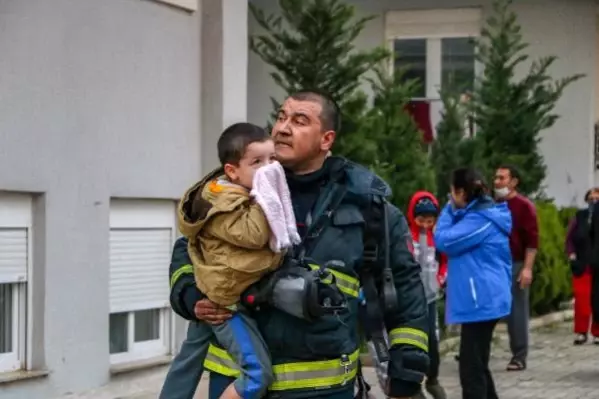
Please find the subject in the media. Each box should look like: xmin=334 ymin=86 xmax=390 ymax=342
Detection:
xmin=339 ymin=353 xmax=353 ymax=386
xmin=362 ymin=245 xmax=378 ymax=264
xmin=340 ymin=354 xmax=352 ymax=375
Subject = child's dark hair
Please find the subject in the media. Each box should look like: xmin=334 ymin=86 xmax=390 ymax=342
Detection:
xmin=217 ymin=123 xmax=270 ymax=166
xmin=451 ymin=167 xmax=488 ymax=203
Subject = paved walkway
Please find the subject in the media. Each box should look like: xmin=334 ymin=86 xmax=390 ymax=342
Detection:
xmin=60 ymin=323 xmax=599 ymax=399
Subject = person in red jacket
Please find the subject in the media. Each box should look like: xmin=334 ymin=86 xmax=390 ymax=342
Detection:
xmin=407 ymin=191 xmax=448 ymax=399
xmin=566 ymin=188 xmax=599 ymax=345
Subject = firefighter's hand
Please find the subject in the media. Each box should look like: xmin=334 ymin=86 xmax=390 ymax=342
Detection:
xmin=194 ymin=299 xmax=232 ymax=325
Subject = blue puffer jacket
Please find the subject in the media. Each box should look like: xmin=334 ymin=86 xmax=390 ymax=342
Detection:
xmin=434 ymin=196 xmax=512 ymax=324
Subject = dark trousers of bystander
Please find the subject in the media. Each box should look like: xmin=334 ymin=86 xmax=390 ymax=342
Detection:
xmin=458 ymin=319 xmax=499 ymax=399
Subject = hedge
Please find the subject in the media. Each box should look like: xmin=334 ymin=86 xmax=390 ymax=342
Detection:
xmin=530 ymin=201 xmax=572 ymax=315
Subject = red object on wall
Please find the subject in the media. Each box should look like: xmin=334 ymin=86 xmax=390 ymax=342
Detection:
xmin=405 ymin=101 xmax=434 ymax=143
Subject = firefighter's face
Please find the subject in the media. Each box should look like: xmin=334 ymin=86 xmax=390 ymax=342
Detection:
xmin=271 ymin=98 xmax=335 ymax=173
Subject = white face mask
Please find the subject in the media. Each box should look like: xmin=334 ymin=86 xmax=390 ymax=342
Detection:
xmin=495 ymin=187 xmax=510 ymax=198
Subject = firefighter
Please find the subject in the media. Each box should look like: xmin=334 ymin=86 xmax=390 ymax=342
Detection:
xmin=165 ymin=90 xmax=429 ymax=399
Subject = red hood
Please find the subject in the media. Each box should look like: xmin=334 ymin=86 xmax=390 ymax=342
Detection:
xmin=406 ymin=191 xmax=446 ymax=280
xmin=407 ymin=191 xmax=439 ymax=228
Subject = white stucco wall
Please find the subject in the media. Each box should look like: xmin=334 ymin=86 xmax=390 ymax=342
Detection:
xmin=248 ymin=0 xmax=596 ymax=206
xmin=0 ymin=0 xmax=246 ymax=397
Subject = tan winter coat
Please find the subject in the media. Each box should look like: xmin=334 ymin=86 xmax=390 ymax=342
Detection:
xmin=178 ymin=168 xmax=283 ymax=306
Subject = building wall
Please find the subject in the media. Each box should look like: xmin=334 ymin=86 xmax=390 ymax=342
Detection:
xmin=248 ymin=0 xmax=596 ymax=206
xmin=0 ymin=0 xmax=201 ymax=397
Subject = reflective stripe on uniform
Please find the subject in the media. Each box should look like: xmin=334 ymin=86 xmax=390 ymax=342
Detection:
xmin=170 ymin=264 xmax=193 ymax=288
xmin=389 ymin=327 xmax=429 ymax=352
xmin=307 ymin=264 xmax=360 ymax=298
xmin=204 ymin=344 xmax=360 ymax=390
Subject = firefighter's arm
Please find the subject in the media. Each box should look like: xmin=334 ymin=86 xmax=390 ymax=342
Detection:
xmin=383 ymin=204 xmax=430 ymax=398
xmin=169 ymin=237 xmax=204 ymax=320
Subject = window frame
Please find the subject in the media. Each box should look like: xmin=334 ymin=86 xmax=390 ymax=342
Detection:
xmin=387 ymin=34 xmax=480 ymax=101
xmin=385 ymin=8 xmax=482 ymax=139
xmin=0 ymin=283 xmax=26 ymax=372
xmin=109 ymin=308 xmax=171 ymax=365
xmin=0 ymin=193 xmax=33 ymax=374
xmin=108 ymin=199 xmax=177 ymax=365
xmin=153 ymin=0 xmax=198 ymax=12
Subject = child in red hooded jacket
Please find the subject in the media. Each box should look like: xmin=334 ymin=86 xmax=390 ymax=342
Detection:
xmin=407 ymin=191 xmax=447 ymax=399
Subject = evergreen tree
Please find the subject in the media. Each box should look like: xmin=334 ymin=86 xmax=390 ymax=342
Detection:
xmin=249 ymin=0 xmax=436 ymax=210
xmin=470 ymin=0 xmax=584 ymax=195
xmin=431 ymin=90 xmax=467 ymax=202
xmin=359 ymin=67 xmax=436 ymax=211
xmin=248 ymin=0 xmax=388 ymax=164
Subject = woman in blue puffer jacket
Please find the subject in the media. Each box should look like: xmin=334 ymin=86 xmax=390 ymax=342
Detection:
xmin=434 ymin=167 xmax=512 ymax=399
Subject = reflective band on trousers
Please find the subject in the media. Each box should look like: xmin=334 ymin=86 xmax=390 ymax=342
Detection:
xmin=170 ymin=264 xmax=193 ymax=288
xmin=204 ymin=344 xmax=360 ymax=391
xmin=389 ymin=327 xmax=429 ymax=352
xmin=307 ymin=264 xmax=360 ymax=298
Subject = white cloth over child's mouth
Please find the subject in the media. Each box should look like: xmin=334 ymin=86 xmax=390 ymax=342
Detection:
xmin=250 ymin=161 xmax=301 ymax=252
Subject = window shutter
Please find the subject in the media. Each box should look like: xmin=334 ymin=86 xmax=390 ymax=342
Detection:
xmin=385 ymin=8 xmax=482 ymax=39
xmin=109 ymin=228 xmax=172 ymax=313
xmin=0 ymin=228 xmax=28 ymax=284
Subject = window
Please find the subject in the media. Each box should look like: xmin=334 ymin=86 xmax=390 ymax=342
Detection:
xmin=109 ymin=200 xmax=176 ymax=364
xmin=0 ymin=193 xmax=32 ymax=373
xmin=394 ymin=39 xmax=427 ymax=98
xmin=386 ymin=9 xmax=480 ymax=139
xmin=387 ymin=8 xmax=480 ymax=99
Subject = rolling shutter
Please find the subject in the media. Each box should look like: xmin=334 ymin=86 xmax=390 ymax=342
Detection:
xmin=109 ymin=228 xmax=172 ymax=313
xmin=0 ymin=193 xmax=31 ymax=285
xmin=385 ymin=8 xmax=482 ymax=39
xmin=0 ymin=229 xmax=28 ymax=284
xmin=108 ymin=199 xmax=176 ymax=314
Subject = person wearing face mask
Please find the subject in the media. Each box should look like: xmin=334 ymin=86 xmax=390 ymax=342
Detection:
xmin=565 ymin=188 xmax=599 ymax=345
xmin=493 ymin=164 xmax=539 ymax=372
xmin=434 ymin=167 xmax=512 ymax=399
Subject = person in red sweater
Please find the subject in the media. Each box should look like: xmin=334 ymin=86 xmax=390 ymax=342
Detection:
xmin=494 ymin=164 xmax=539 ymax=372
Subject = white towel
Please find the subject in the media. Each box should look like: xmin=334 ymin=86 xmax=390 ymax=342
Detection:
xmin=250 ymin=161 xmax=301 ymax=252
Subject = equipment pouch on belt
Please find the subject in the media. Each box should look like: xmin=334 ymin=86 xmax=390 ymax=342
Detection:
xmin=242 ymin=257 xmax=348 ymax=321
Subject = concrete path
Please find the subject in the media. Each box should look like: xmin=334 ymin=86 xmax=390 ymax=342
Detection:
xmin=59 ymin=323 xmax=599 ymax=398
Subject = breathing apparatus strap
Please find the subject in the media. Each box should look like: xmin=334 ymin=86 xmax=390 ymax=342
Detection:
xmin=359 ymin=196 xmax=397 ymax=363
xmin=294 ymin=182 xmax=347 ymax=262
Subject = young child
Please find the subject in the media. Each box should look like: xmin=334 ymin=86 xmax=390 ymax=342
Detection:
xmin=165 ymin=122 xmax=299 ymax=399
xmin=407 ymin=191 xmax=447 ymax=399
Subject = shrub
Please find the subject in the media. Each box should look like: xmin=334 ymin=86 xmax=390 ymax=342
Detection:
xmin=430 ymin=90 xmax=467 ymax=203
xmin=558 ymin=206 xmax=578 ymax=230
xmin=468 ymin=0 xmax=584 ymax=196
xmin=530 ymin=201 xmax=571 ymax=315
xmin=357 ymin=66 xmax=436 ymax=211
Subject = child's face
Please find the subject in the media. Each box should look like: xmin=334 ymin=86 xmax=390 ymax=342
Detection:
xmin=224 ymin=140 xmax=276 ymax=189
xmin=414 ymin=215 xmax=436 ymax=230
